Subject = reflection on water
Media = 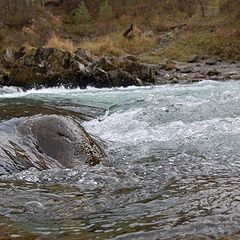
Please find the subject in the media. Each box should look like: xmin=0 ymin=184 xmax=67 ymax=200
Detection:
xmin=1 ymin=81 xmax=240 ymax=239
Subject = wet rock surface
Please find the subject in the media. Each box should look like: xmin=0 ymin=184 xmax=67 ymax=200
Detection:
xmin=0 ymin=113 xmax=107 ymax=174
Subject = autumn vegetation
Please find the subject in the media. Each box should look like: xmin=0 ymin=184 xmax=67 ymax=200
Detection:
xmin=0 ymin=0 xmax=239 ymax=62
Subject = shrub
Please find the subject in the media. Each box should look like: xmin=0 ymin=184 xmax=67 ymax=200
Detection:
xmin=74 ymin=1 xmax=91 ymax=23
xmin=99 ymin=0 xmax=114 ymax=20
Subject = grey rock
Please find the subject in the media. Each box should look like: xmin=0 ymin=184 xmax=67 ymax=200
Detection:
xmin=90 ymin=67 xmax=111 ymax=88
xmin=108 ymin=69 xmax=142 ymax=87
xmin=92 ymin=57 xmax=116 ymax=72
xmin=158 ymin=62 xmax=166 ymax=69
xmin=206 ymin=68 xmax=220 ymax=76
xmin=122 ymin=55 xmax=139 ymax=62
xmin=177 ymin=65 xmax=194 ymax=73
xmin=205 ymin=58 xmax=218 ymax=65
xmin=123 ymin=61 xmax=155 ymax=83
xmin=224 ymin=70 xmax=239 ymax=76
xmin=17 ymin=115 xmax=107 ymax=168
xmin=231 ymin=74 xmax=240 ymax=80
xmin=188 ymin=55 xmax=198 ymax=63
xmin=71 ymin=60 xmax=86 ymax=73
xmin=35 ymin=47 xmax=54 ymax=63
xmin=74 ymin=48 xmax=94 ymax=66
xmin=2 ymin=49 xmax=15 ymax=68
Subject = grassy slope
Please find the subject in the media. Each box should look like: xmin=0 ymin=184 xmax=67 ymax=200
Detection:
xmin=0 ymin=0 xmax=239 ymax=63
xmin=76 ymin=0 xmax=240 ymax=62
xmin=162 ymin=10 xmax=240 ymax=61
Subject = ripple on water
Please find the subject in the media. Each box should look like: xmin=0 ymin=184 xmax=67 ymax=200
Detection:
xmin=1 ymin=81 xmax=240 ymax=239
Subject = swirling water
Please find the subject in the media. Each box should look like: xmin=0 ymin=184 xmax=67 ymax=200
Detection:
xmin=1 ymin=81 xmax=240 ymax=239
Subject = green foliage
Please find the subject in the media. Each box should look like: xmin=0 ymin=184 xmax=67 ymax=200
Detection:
xmin=99 ymin=0 xmax=114 ymax=20
xmin=74 ymin=1 xmax=91 ymax=24
xmin=127 ymin=0 xmax=137 ymax=7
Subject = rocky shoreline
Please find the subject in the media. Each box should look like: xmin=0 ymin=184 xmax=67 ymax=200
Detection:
xmin=0 ymin=46 xmax=239 ymax=89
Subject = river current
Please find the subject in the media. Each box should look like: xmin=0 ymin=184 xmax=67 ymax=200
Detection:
xmin=0 ymin=81 xmax=240 ymax=239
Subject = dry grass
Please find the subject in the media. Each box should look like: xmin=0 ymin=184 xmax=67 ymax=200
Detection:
xmin=80 ymin=30 xmax=156 ymax=57
xmin=80 ymin=35 xmax=124 ymax=56
xmin=162 ymin=15 xmax=240 ymax=61
xmin=46 ymin=33 xmax=75 ymax=52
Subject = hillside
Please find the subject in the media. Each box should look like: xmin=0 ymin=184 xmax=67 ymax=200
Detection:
xmin=0 ymin=0 xmax=239 ymax=63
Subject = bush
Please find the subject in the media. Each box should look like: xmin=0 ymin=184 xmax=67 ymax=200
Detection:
xmin=99 ymin=0 xmax=114 ymax=20
xmin=74 ymin=1 xmax=91 ymax=23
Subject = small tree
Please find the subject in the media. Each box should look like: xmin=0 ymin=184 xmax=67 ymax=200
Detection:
xmin=99 ymin=0 xmax=114 ymax=20
xmin=74 ymin=1 xmax=91 ymax=23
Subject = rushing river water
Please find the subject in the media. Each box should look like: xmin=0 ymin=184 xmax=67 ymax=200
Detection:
xmin=1 ymin=80 xmax=240 ymax=239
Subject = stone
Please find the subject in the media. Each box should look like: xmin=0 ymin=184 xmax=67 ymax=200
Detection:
xmin=231 ymin=74 xmax=240 ymax=80
xmin=91 ymin=57 xmax=116 ymax=72
xmin=71 ymin=60 xmax=86 ymax=73
xmin=14 ymin=46 xmax=26 ymax=60
xmin=108 ymin=69 xmax=142 ymax=87
xmin=165 ymin=63 xmax=176 ymax=71
xmin=74 ymin=48 xmax=94 ymax=66
xmin=122 ymin=55 xmax=139 ymax=62
xmin=16 ymin=115 xmax=107 ymax=168
xmin=34 ymin=47 xmax=54 ymax=63
xmin=122 ymin=61 xmax=155 ymax=83
xmin=206 ymin=68 xmax=220 ymax=76
xmin=90 ymin=67 xmax=111 ymax=88
xmin=177 ymin=65 xmax=194 ymax=73
xmin=2 ymin=49 xmax=15 ymax=68
xmin=188 ymin=54 xmax=198 ymax=63
xmin=205 ymin=58 xmax=217 ymax=65
xmin=0 ymin=72 xmax=11 ymax=86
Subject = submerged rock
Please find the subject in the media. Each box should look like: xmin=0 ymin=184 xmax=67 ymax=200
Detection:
xmin=0 ymin=114 xmax=107 ymax=174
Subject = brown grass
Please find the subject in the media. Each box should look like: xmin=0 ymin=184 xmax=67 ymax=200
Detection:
xmin=46 ymin=33 xmax=75 ymax=52
xmin=162 ymin=15 xmax=240 ymax=61
xmin=80 ymin=30 xmax=156 ymax=57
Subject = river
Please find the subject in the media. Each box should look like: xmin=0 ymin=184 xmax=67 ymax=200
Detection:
xmin=0 ymin=80 xmax=240 ymax=239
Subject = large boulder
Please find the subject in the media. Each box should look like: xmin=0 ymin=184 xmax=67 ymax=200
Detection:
xmin=74 ymin=48 xmax=95 ymax=66
xmin=3 ymin=47 xmax=88 ymax=87
xmin=90 ymin=57 xmax=117 ymax=72
xmin=120 ymin=59 xmax=155 ymax=83
xmin=0 ymin=114 xmax=107 ymax=174
xmin=108 ymin=69 xmax=142 ymax=87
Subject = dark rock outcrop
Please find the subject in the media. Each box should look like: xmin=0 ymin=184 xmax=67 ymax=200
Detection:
xmin=1 ymin=46 xmax=239 ymax=88
xmin=108 ymin=69 xmax=143 ymax=87
xmin=0 ymin=47 xmax=155 ymax=88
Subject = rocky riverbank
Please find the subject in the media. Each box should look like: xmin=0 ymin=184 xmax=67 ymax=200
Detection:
xmin=0 ymin=46 xmax=239 ymax=89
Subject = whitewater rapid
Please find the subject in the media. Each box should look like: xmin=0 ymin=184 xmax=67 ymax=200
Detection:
xmin=1 ymin=80 xmax=240 ymax=239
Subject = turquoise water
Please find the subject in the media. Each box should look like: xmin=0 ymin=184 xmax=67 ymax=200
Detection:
xmin=1 ymin=81 xmax=240 ymax=239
